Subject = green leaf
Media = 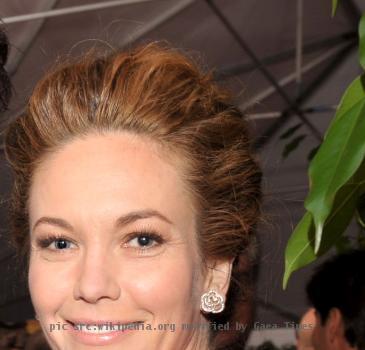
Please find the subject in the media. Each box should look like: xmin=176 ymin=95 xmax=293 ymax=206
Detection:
xmin=282 ymin=134 xmax=307 ymax=159
xmin=359 ymin=14 xmax=365 ymax=70
xmin=283 ymin=213 xmax=315 ymax=289
xmin=283 ymin=179 xmax=361 ymax=289
xmin=279 ymin=123 xmax=302 ymax=140
xmin=332 ymin=0 xmax=339 ymax=17
xmin=333 ymin=76 xmax=365 ymax=122
xmin=305 ymin=98 xmax=365 ymax=253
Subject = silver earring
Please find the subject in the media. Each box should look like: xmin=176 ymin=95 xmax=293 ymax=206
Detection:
xmin=200 ymin=289 xmax=225 ymax=313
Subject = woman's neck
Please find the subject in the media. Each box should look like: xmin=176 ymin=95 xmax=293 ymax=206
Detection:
xmin=184 ymin=327 xmax=213 ymax=350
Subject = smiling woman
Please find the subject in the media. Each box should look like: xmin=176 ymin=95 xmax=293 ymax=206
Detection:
xmin=3 ymin=42 xmax=262 ymax=350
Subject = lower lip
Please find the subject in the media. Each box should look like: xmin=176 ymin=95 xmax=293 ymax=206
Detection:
xmin=66 ymin=321 xmax=137 ymax=346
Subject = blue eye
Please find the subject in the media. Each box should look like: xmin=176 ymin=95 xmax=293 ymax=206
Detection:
xmin=37 ymin=235 xmax=76 ymax=251
xmin=126 ymin=231 xmax=164 ymax=250
xmin=52 ymin=239 xmax=73 ymax=250
xmin=36 ymin=231 xmax=164 ymax=254
xmin=129 ymin=235 xmax=156 ymax=248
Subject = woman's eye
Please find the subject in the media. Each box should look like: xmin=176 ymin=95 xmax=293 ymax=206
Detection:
xmin=51 ymin=239 xmax=74 ymax=250
xmin=125 ymin=232 xmax=163 ymax=250
xmin=36 ymin=235 xmax=76 ymax=251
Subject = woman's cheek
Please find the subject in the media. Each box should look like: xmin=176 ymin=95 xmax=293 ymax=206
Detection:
xmin=123 ymin=253 xmax=197 ymax=311
xmin=28 ymin=256 xmax=73 ymax=313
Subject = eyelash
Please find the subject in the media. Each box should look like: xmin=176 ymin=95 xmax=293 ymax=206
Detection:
xmin=35 ymin=229 xmax=165 ymax=255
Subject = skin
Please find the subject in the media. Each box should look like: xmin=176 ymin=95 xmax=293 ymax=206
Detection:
xmin=312 ymin=309 xmax=331 ymax=350
xmin=312 ymin=308 xmax=357 ymax=350
xmin=297 ymin=308 xmax=316 ymax=350
xmin=28 ymin=131 xmax=232 ymax=350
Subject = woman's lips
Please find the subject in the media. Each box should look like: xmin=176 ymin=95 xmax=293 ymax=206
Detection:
xmin=66 ymin=320 xmax=142 ymax=346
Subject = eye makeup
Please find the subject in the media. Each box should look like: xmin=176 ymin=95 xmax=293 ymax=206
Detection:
xmin=33 ymin=227 xmax=167 ymax=257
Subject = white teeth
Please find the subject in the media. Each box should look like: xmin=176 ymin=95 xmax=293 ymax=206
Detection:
xmin=74 ymin=323 xmax=134 ymax=334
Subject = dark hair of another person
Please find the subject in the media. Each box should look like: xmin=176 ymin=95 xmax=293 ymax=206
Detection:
xmin=306 ymin=250 xmax=365 ymax=349
xmin=0 ymin=27 xmax=11 ymax=112
xmin=3 ymin=41 xmax=262 ymax=349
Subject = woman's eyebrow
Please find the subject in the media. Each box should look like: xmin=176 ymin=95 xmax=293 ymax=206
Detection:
xmin=32 ymin=209 xmax=173 ymax=232
xmin=115 ymin=209 xmax=173 ymax=227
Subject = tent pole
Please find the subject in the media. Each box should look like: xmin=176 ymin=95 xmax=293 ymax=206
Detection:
xmin=295 ymin=0 xmax=303 ymax=94
xmin=216 ymin=31 xmax=356 ymax=80
xmin=2 ymin=0 xmax=155 ymax=24
xmin=248 ymin=105 xmax=337 ymax=121
xmin=255 ymin=41 xmax=356 ymax=149
xmin=241 ymin=44 xmax=349 ymax=110
xmin=205 ymin=0 xmax=323 ymax=142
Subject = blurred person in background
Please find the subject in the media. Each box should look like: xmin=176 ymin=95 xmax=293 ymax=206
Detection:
xmin=296 ymin=307 xmax=315 ymax=350
xmin=306 ymin=250 xmax=365 ymax=350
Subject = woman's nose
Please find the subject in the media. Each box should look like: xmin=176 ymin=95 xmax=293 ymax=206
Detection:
xmin=73 ymin=249 xmax=121 ymax=303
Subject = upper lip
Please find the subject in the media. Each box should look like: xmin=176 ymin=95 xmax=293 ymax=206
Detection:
xmin=67 ymin=319 xmax=142 ymax=326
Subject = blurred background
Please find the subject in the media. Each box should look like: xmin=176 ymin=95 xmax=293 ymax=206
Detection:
xmin=0 ymin=0 xmax=364 ymax=348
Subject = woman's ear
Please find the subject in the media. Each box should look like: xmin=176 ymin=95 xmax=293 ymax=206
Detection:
xmin=204 ymin=258 xmax=234 ymax=296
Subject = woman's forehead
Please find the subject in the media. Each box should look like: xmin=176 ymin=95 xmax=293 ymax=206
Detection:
xmin=28 ymin=132 xmax=196 ymax=233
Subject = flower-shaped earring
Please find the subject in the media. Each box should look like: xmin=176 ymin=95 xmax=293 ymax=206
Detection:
xmin=200 ymin=289 xmax=225 ymax=314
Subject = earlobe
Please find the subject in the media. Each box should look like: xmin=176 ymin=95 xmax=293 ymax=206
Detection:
xmin=200 ymin=289 xmax=225 ymax=313
xmin=204 ymin=258 xmax=234 ymax=296
xmin=200 ymin=258 xmax=234 ymax=314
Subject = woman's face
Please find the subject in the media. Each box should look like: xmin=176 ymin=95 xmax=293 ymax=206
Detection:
xmin=28 ymin=132 xmax=210 ymax=350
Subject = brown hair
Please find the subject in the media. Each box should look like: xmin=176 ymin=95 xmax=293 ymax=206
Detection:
xmin=3 ymin=42 xmax=262 ymax=349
